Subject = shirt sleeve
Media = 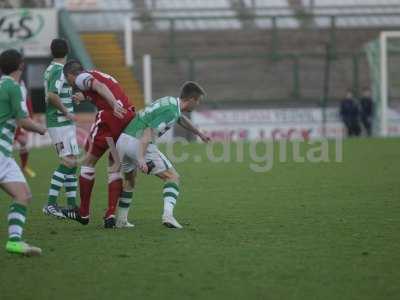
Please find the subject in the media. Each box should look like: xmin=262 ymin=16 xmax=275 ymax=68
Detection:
xmin=75 ymin=72 xmax=94 ymax=91
xmin=9 ymin=83 xmax=28 ymax=119
xmin=47 ymin=69 xmax=63 ymax=94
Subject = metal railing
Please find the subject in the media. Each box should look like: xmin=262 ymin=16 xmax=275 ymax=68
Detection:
xmin=147 ymin=51 xmax=365 ymax=106
xmin=141 ymin=0 xmax=400 ymax=14
xmin=126 ymin=12 xmax=400 ymax=64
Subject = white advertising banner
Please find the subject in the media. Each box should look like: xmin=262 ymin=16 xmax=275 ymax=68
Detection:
xmin=0 ymin=9 xmax=58 ymax=57
xmin=55 ymin=0 xmax=99 ymax=10
xmin=13 ymin=108 xmax=400 ymax=150
xmin=192 ymin=108 xmax=400 ymax=141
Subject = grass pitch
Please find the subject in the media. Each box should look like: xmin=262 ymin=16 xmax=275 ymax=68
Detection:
xmin=0 ymin=138 xmax=400 ymax=300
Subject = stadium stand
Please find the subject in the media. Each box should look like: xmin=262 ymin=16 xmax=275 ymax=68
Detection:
xmin=60 ymin=1 xmax=400 ymax=107
xmin=80 ymin=33 xmax=144 ymax=109
xmin=0 ymin=0 xmax=53 ymax=8
xmin=63 ymin=0 xmax=133 ymax=31
xmin=128 ymin=23 xmax=381 ymax=107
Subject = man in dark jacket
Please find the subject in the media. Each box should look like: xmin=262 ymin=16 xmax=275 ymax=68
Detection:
xmin=359 ymin=88 xmax=374 ymax=136
xmin=340 ymin=90 xmax=361 ymax=137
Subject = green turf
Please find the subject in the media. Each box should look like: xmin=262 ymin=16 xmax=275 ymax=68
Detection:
xmin=0 ymin=138 xmax=400 ymax=300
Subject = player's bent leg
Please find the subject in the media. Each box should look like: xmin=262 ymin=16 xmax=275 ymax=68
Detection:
xmin=62 ymin=153 xmax=99 ymax=225
xmin=46 ymin=125 xmax=80 ymax=218
xmin=146 ymin=145 xmax=182 ymax=228
xmin=79 ymin=153 xmax=98 ymax=218
xmin=157 ymin=169 xmax=183 ymax=229
xmin=1 ymin=181 xmax=41 ymax=256
xmin=104 ymin=154 xmax=123 ymax=228
xmin=62 ymin=155 xmax=79 ymax=209
xmin=115 ymin=135 xmax=137 ymax=228
xmin=1 ymin=181 xmax=32 ymax=204
xmin=116 ymin=171 xmax=136 ymax=228
xmin=44 ymin=153 xmax=78 ymax=218
xmin=44 ymin=161 xmax=71 ymax=219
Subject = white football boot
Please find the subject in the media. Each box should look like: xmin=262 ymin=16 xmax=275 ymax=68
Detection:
xmin=116 ymin=219 xmax=135 ymax=228
xmin=162 ymin=214 xmax=183 ymax=229
xmin=42 ymin=204 xmax=65 ymax=219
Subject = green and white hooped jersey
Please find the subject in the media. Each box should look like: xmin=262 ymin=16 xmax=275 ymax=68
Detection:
xmin=0 ymin=76 xmax=28 ymax=157
xmin=44 ymin=62 xmax=74 ymax=128
xmin=124 ymin=96 xmax=181 ymax=141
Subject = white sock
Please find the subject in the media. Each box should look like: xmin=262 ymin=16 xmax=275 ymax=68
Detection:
xmin=163 ymin=200 xmax=175 ymax=216
xmin=163 ymin=182 xmax=179 ymax=216
xmin=117 ymin=189 xmax=133 ymax=222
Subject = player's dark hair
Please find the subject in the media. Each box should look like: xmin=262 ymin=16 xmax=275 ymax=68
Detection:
xmin=63 ymin=60 xmax=84 ymax=77
xmin=51 ymin=38 xmax=69 ymax=58
xmin=0 ymin=49 xmax=23 ymax=75
xmin=180 ymin=81 xmax=205 ymax=100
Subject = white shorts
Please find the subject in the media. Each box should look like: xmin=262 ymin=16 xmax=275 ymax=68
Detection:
xmin=0 ymin=154 xmax=26 ymax=183
xmin=116 ymin=133 xmax=173 ymax=175
xmin=48 ymin=125 xmax=80 ymax=157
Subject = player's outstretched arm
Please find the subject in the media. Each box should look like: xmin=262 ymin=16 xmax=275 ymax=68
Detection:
xmin=178 ymin=115 xmax=210 ymax=143
xmin=17 ymin=118 xmax=46 ymax=135
xmin=47 ymin=92 xmax=76 ymax=122
xmin=91 ymin=80 xmax=127 ymax=119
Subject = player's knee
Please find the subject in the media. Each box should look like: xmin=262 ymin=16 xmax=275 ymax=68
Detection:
xmin=61 ymin=156 xmax=77 ymax=168
xmin=124 ymin=178 xmax=135 ymax=190
xmin=108 ymin=170 xmax=122 ymax=183
xmin=123 ymin=171 xmax=136 ymax=190
xmin=82 ymin=153 xmax=99 ymax=167
xmin=172 ymin=169 xmax=180 ymax=181
xmin=164 ymin=170 xmax=180 ymax=183
xmin=108 ymin=158 xmax=121 ymax=173
xmin=14 ymin=190 xmax=32 ymax=204
xmin=22 ymin=194 xmax=32 ymax=204
xmin=173 ymin=174 xmax=180 ymax=184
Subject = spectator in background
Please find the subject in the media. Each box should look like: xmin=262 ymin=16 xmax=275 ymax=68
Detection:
xmin=340 ymin=90 xmax=361 ymax=137
xmin=359 ymin=88 xmax=374 ymax=136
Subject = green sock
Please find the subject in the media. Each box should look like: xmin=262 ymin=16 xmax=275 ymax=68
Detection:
xmin=8 ymin=203 xmax=27 ymax=242
xmin=65 ymin=167 xmax=78 ymax=208
xmin=47 ymin=164 xmax=69 ymax=205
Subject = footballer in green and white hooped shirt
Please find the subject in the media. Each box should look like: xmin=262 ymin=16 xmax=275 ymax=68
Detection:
xmin=115 ymin=82 xmax=210 ymax=229
xmin=43 ymin=39 xmax=79 ymax=219
xmin=0 ymin=49 xmax=47 ymax=256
